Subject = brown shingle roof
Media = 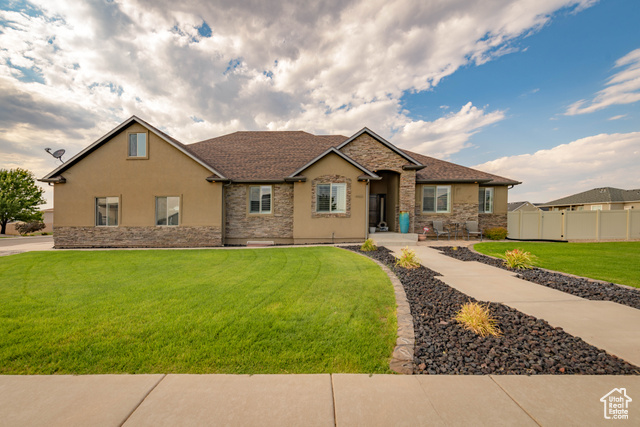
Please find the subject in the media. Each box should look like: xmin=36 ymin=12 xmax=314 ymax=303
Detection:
xmin=185 ymin=131 xmax=519 ymax=185
xmin=402 ymin=150 xmax=520 ymax=185
xmin=187 ymin=131 xmax=346 ymax=180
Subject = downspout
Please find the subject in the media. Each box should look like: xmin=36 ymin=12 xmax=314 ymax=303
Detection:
xmin=365 ymin=180 xmax=370 ymax=239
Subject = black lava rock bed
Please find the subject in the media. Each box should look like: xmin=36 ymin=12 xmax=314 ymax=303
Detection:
xmin=437 ymin=246 xmax=640 ymax=311
xmin=346 ymin=246 xmax=640 ymax=375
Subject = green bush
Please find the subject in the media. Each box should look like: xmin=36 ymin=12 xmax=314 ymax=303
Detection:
xmin=15 ymin=221 xmax=45 ymax=236
xmin=360 ymin=238 xmax=377 ymax=252
xmin=504 ymin=249 xmax=537 ymax=270
xmin=484 ymin=227 xmax=508 ymax=240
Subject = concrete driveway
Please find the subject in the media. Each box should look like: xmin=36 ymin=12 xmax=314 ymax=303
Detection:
xmin=0 ymin=235 xmax=53 ymax=256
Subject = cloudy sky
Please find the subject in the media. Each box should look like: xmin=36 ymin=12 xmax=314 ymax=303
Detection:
xmin=1 ymin=0 xmax=639 ymax=208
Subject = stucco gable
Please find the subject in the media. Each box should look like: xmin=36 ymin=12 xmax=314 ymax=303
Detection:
xmin=288 ymin=147 xmax=380 ymax=180
xmin=41 ymin=116 xmax=225 ymax=182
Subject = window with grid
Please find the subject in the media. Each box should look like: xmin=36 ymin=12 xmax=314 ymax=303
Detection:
xmin=95 ymin=197 xmax=119 ymax=226
xmin=156 ymin=196 xmax=180 ymax=225
xmin=249 ymin=186 xmax=272 ymax=214
xmin=316 ymin=183 xmax=346 ymax=213
xmin=478 ymin=187 xmax=494 ymax=213
xmin=422 ymin=185 xmax=450 ymax=213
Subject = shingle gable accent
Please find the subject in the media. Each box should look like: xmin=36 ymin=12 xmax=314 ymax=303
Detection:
xmin=40 ymin=116 xmax=226 ymax=182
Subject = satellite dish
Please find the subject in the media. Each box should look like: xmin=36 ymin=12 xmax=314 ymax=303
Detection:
xmin=45 ymin=148 xmax=66 ymax=163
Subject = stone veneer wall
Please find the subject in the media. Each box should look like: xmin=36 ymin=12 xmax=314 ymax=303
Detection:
xmin=339 ymin=134 xmax=416 ymax=231
xmin=54 ymin=226 xmax=222 ymax=248
xmin=311 ymin=175 xmax=351 ymax=218
xmin=414 ymin=202 xmax=478 ymax=234
xmin=224 ymin=183 xmax=294 ymax=240
xmin=479 ymin=213 xmax=508 ymax=231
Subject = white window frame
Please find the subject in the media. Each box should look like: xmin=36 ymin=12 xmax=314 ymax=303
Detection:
xmin=95 ymin=197 xmax=119 ymax=226
xmin=591 ymin=205 xmax=603 ymax=211
xmin=316 ymin=183 xmax=346 ymax=213
xmin=249 ymin=185 xmax=272 ymax=214
xmin=422 ymin=185 xmax=451 ymax=213
xmin=479 ymin=187 xmax=494 ymax=214
xmin=156 ymin=196 xmax=180 ymax=226
xmin=128 ymin=132 xmax=147 ymax=158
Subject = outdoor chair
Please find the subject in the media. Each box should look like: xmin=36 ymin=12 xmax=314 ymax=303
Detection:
xmin=432 ymin=221 xmax=450 ymax=240
xmin=465 ymin=221 xmax=482 ymax=241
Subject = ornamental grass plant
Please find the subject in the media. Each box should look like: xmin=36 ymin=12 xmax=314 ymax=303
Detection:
xmin=454 ymin=302 xmax=501 ymax=337
xmin=395 ymin=246 xmax=421 ymax=269
xmin=360 ymin=238 xmax=377 ymax=252
xmin=504 ymin=248 xmax=537 ymax=270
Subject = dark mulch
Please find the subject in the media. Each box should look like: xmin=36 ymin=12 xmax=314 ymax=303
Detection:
xmin=437 ymin=246 xmax=640 ymax=311
xmin=346 ymin=246 xmax=640 ymax=375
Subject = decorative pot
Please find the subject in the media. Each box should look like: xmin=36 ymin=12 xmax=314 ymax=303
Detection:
xmin=418 ymin=234 xmax=426 ymax=241
xmin=399 ymin=212 xmax=410 ymax=233
xmin=369 ymin=227 xmax=376 ymax=234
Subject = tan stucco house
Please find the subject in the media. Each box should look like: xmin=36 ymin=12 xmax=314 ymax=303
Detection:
xmin=41 ymin=116 xmax=519 ymax=248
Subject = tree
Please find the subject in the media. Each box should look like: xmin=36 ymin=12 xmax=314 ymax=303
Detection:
xmin=0 ymin=168 xmax=45 ymax=235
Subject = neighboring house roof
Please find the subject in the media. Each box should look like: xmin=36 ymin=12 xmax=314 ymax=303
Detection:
xmin=41 ymin=116 xmax=226 ymax=182
xmin=403 ymin=150 xmax=520 ymax=185
xmin=540 ymin=187 xmax=640 ymax=207
xmin=508 ymin=201 xmax=539 ymax=212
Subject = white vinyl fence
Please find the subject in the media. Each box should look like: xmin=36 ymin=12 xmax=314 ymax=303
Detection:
xmin=507 ymin=210 xmax=640 ymax=241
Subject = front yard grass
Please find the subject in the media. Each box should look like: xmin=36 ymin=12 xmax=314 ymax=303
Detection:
xmin=0 ymin=247 xmax=397 ymax=374
xmin=474 ymin=241 xmax=640 ymax=288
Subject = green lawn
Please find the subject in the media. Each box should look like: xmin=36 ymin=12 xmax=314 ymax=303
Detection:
xmin=474 ymin=241 xmax=640 ymax=288
xmin=0 ymin=247 xmax=397 ymax=374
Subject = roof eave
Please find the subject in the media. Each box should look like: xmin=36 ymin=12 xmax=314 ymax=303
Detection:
xmin=38 ymin=175 xmax=66 ymax=184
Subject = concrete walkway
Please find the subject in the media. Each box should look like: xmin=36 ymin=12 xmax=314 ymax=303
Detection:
xmin=1 ymin=374 xmax=639 ymax=426
xmin=0 ymin=235 xmax=53 ymax=256
xmin=388 ymin=245 xmax=640 ymax=367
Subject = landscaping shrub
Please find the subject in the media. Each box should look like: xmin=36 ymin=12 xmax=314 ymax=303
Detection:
xmin=484 ymin=227 xmax=508 ymax=240
xmin=395 ymin=246 xmax=421 ymax=269
xmin=360 ymin=238 xmax=377 ymax=252
xmin=454 ymin=302 xmax=501 ymax=337
xmin=15 ymin=221 xmax=45 ymax=235
xmin=504 ymin=248 xmax=537 ymax=270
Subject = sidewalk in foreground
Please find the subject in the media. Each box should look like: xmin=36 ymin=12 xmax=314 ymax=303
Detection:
xmin=1 ymin=374 xmax=638 ymax=426
xmin=388 ymin=245 xmax=640 ymax=367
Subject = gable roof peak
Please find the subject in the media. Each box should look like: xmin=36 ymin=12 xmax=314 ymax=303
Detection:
xmin=337 ymin=127 xmax=422 ymax=165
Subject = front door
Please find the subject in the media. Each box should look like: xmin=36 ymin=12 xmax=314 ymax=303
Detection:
xmin=369 ymin=194 xmax=386 ymax=228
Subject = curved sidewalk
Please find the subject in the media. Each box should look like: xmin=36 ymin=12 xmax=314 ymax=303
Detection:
xmin=388 ymin=245 xmax=640 ymax=367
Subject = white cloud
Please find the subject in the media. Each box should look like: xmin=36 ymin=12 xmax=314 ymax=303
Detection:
xmin=608 ymin=114 xmax=628 ymax=121
xmin=392 ymin=102 xmax=506 ymax=158
xmin=565 ymin=48 xmax=640 ymax=115
xmin=0 ymin=0 xmax=595 ymax=176
xmin=473 ymin=131 xmax=640 ymax=203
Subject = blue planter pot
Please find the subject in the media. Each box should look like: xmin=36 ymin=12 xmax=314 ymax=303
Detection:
xmin=399 ymin=212 xmax=410 ymax=233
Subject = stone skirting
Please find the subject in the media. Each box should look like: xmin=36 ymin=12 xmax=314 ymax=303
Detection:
xmin=53 ymin=226 xmax=222 ymax=248
xmin=479 ymin=213 xmax=508 ymax=231
xmin=414 ymin=202 xmax=478 ymax=234
xmin=224 ymin=183 xmax=294 ymax=240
